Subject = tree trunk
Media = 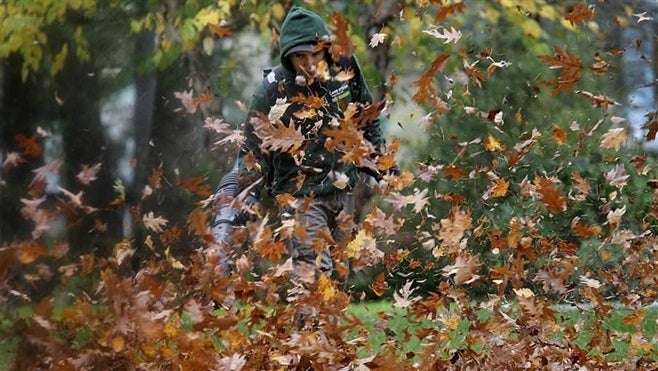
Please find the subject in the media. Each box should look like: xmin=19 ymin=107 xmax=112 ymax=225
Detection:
xmin=55 ymin=53 xmax=122 ymax=252
xmin=0 ymin=56 xmax=44 ymax=242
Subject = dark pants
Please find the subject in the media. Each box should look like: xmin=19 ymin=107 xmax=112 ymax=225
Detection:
xmin=280 ymin=192 xmax=356 ymax=288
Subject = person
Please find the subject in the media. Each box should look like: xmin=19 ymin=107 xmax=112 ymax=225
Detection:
xmin=212 ymin=6 xmax=396 ymax=301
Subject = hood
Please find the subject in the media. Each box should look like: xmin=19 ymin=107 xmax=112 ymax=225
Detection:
xmin=279 ymin=6 xmax=331 ymax=72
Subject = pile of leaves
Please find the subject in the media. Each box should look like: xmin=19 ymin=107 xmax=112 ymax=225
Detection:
xmin=2 ymin=1 xmax=658 ymax=369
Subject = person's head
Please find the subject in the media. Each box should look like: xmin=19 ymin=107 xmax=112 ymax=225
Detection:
xmin=279 ymin=6 xmax=331 ymax=76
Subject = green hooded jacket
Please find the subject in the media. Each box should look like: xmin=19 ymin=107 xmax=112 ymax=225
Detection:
xmin=238 ymin=6 xmax=386 ymax=198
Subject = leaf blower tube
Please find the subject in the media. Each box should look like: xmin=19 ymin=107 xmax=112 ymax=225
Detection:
xmin=211 ymin=158 xmax=240 ymax=275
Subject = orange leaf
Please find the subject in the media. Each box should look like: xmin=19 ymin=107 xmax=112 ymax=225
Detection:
xmin=193 ymin=92 xmax=213 ymax=106
xmin=148 ymin=164 xmax=163 ymax=190
xmin=435 ymin=3 xmax=465 ymax=21
xmin=488 ymin=178 xmax=509 ymax=198
xmin=538 ymin=46 xmax=583 ymax=95
xmin=369 ymin=273 xmax=389 ymax=297
xmin=443 ymin=165 xmax=466 ymax=180
xmin=15 ymin=240 xmax=47 ymax=264
xmin=552 ymin=126 xmax=567 ymax=145
xmin=535 ymin=176 xmax=567 ymax=213
xmin=251 ymin=114 xmax=305 ymax=154
xmin=564 ymin=3 xmax=596 ymax=26
xmin=412 ymin=55 xmax=449 ymax=106
xmin=16 ymin=133 xmax=42 ymax=157
xmin=187 ymin=208 xmax=210 ymax=237
xmin=275 ymin=193 xmax=296 ymax=208
xmin=328 ymin=13 xmax=353 ymax=61
xmin=81 ymin=254 xmax=95 ymax=274
xmin=179 ymin=176 xmax=211 ymax=197
xmin=208 ymin=23 xmax=232 ymax=38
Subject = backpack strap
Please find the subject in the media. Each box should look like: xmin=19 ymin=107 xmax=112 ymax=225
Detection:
xmin=261 ymin=65 xmax=286 ymax=107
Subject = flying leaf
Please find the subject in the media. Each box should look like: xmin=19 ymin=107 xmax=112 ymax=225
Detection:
xmin=437 ymin=207 xmax=472 ymax=249
xmin=409 ymin=188 xmax=430 ymax=214
xmin=538 ymin=46 xmax=582 ymax=95
xmin=328 ymin=12 xmax=353 ymax=61
xmin=174 ymin=89 xmax=197 ymax=114
xmin=606 ymin=205 xmax=626 ymax=229
xmin=331 ymin=171 xmax=350 ymax=190
xmin=15 ymin=241 xmax=48 ymax=264
xmin=76 ymin=162 xmax=102 ymax=185
xmin=3 ymin=152 xmax=26 ymax=170
xmin=564 ymin=3 xmax=596 ymax=26
xmin=552 ymin=126 xmax=567 ymax=144
xmin=16 ymin=133 xmax=42 ymax=157
xmin=484 ymin=134 xmax=504 ymax=151
xmin=535 ymin=176 xmax=567 ymax=214
xmin=576 ymin=90 xmax=620 ymax=108
xmin=143 ymin=211 xmax=168 ymax=233
xmin=600 ymin=127 xmax=627 ymax=151
xmin=346 ymin=229 xmax=377 ymax=258
xmin=369 ymin=273 xmax=389 ymax=297
xmin=57 ymin=187 xmax=85 ymax=208
xmin=268 ymin=98 xmax=292 ymax=123
xmin=412 ymin=54 xmax=449 ymax=112
xmin=317 ymin=274 xmax=336 ymax=301
xmin=641 ymin=111 xmax=658 ymax=141
xmin=605 ymin=164 xmax=629 ymax=191
xmin=442 ymin=253 xmax=481 ymax=285
xmin=208 ymin=22 xmax=232 ymax=38
xmin=31 ymin=157 xmax=63 ymax=187
xmin=435 ymin=3 xmax=465 ymax=21
xmin=369 ymin=32 xmax=387 ymax=48
xmin=423 ymin=27 xmax=462 ymax=44
xmin=632 ymin=12 xmax=654 ymax=23
xmin=187 ymin=207 xmax=210 ymax=237
xmin=179 ymin=176 xmax=211 ymax=197
xmin=251 ymin=114 xmax=305 ymax=154
xmin=485 ymin=178 xmax=509 ymax=199
xmin=393 ymin=280 xmax=421 ymax=308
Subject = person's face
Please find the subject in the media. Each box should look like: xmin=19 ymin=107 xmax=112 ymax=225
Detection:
xmin=289 ymin=49 xmax=325 ymax=78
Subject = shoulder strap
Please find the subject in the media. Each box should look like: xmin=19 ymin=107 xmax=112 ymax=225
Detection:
xmin=261 ymin=65 xmax=286 ymax=107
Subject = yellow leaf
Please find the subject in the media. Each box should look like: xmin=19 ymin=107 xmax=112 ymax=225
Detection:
xmin=521 ymin=18 xmax=542 ymax=38
xmin=347 ymin=229 xmax=376 ymax=258
xmin=50 ymin=44 xmax=68 ymax=77
xmin=444 ymin=317 xmax=459 ymax=330
xmin=194 ymin=7 xmax=220 ymax=29
xmin=489 ymin=178 xmax=509 ymax=198
xmin=112 ymin=335 xmax=125 ymax=352
xmin=164 ymin=321 xmax=177 ymax=337
xmin=484 ymin=134 xmax=504 ymax=152
xmin=317 ymin=275 xmax=336 ymax=301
